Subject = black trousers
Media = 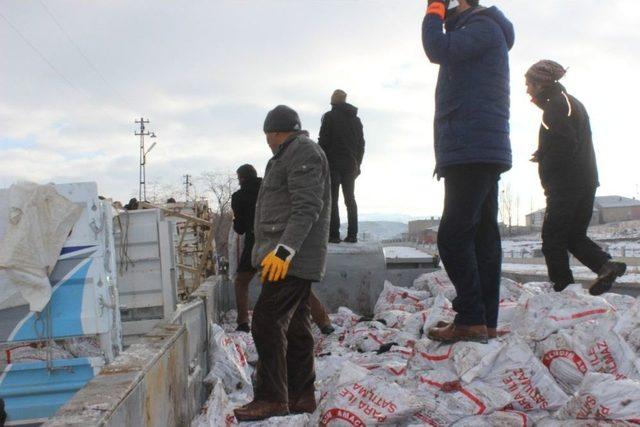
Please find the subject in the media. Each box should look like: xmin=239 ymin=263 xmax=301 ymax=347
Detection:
xmin=330 ymin=170 xmax=358 ymax=239
xmin=251 ymin=276 xmax=315 ymax=404
xmin=542 ymin=187 xmax=610 ymax=287
xmin=437 ymin=165 xmax=502 ymax=328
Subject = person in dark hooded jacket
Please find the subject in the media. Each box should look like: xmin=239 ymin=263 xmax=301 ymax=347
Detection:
xmin=422 ymin=0 xmax=514 ymax=344
xmin=318 ymin=89 xmax=365 ymax=244
xmin=231 ymin=164 xmax=262 ymax=332
xmin=231 ymin=164 xmax=334 ymax=335
xmin=526 ymin=60 xmax=626 ymax=296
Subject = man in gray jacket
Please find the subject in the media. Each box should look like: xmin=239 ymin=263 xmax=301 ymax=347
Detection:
xmin=234 ymin=105 xmax=331 ymax=422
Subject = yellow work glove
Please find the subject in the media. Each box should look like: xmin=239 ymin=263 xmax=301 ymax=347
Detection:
xmin=261 ymin=244 xmax=295 ymax=283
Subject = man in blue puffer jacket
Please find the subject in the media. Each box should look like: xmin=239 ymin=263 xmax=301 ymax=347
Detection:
xmin=422 ymin=0 xmax=514 ymax=343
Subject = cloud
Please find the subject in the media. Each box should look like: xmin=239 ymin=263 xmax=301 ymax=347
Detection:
xmin=1 ymin=0 xmax=639 ymax=220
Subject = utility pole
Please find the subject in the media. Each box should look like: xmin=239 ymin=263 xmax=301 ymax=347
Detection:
xmin=183 ymin=174 xmax=193 ymax=201
xmin=135 ymin=117 xmax=156 ymax=201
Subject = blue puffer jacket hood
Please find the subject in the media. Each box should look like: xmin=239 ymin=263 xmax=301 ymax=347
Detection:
xmin=423 ymin=6 xmax=515 ymax=176
xmin=473 ymin=7 xmax=515 ymax=50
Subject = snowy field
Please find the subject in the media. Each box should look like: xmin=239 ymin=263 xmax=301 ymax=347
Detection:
xmin=192 ymin=271 xmax=640 ymax=426
xmin=503 ymin=220 xmax=640 ymax=259
xmin=502 ymin=263 xmax=640 ymax=284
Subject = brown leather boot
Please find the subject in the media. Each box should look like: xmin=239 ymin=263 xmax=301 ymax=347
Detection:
xmin=428 ymin=322 xmax=488 ymax=344
xmin=289 ymin=389 xmax=317 ymax=414
xmin=435 ymin=321 xmax=500 ymax=339
xmin=436 ymin=321 xmax=498 ymax=339
xmin=234 ymin=400 xmax=289 ymax=421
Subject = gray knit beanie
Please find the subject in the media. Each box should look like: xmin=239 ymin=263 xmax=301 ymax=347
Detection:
xmin=331 ymin=89 xmax=347 ymax=105
xmin=263 ymin=105 xmax=301 ymax=133
xmin=525 ymin=60 xmax=567 ymax=86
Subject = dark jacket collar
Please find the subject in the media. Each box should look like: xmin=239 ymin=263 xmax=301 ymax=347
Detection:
xmin=446 ymin=6 xmax=515 ymax=50
xmin=331 ymin=102 xmax=358 ymax=116
xmin=240 ymin=176 xmax=261 ymax=191
xmin=535 ymin=82 xmax=567 ymax=109
xmin=273 ymin=130 xmax=309 ymax=158
xmin=446 ymin=6 xmax=479 ymax=30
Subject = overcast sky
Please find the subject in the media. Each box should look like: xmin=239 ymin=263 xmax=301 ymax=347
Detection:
xmin=1 ymin=0 xmax=639 ymax=223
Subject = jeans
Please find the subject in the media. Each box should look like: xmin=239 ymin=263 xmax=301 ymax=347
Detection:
xmin=251 ymin=275 xmax=315 ymax=404
xmin=437 ymin=165 xmax=502 ymax=328
xmin=542 ymin=187 xmax=610 ymax=286
xmin=330 ymin=170 xmax=358 ymax=239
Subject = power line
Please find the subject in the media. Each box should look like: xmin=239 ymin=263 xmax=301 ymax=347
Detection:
xmin=0 ymin=10 xmax=84 ymax=95
xmin=37 ymin=0 xmax=131 ymax=107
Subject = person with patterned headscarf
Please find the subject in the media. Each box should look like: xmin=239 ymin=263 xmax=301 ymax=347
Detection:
xmin=526 ymin=60 xmax=626 ymax=295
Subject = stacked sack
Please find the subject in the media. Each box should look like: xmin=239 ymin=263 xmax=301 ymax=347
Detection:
xmin=195 ymin=272 xmax=640 ymax=426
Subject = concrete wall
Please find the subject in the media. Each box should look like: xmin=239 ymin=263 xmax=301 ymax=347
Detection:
xmin=44 ymin=323 xmax=188 ymax=427
xmin=45 ymin=276 xmax=230 ymax=427
xmin=245 ymin=242 xmax=387 ymax=316
xmin=600 ymin=206 xmax=640 ymax=224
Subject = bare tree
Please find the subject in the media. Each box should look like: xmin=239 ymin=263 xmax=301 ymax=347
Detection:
xmin=500 ymin=183 xmax=514 ymax=236
xmin=199 ymin=172 xmax=238 ymax=258
xmin=145 ymin=180 xmax=182 ymax=204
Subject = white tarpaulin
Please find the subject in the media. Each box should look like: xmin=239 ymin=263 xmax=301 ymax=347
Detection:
xmin=0 ymin=182 xmax=82 ymax=312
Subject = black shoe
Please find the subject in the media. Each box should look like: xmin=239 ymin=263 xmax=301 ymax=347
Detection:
xmin=343 ymin=236 xmax=358 ymax=243
xmin=236 ymin=322 xmax=250 ymax=333
xmin=329 ymin=237 xmax=341 ymax=244
xmin=320 ymin=324 xmax=335 ymax=335
xmin=553 ymin=282 xmax=571 ymax=292
xmin=589 ymin=261 xmax=627 ymax=296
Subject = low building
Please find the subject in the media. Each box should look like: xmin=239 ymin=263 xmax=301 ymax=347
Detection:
xmin=525 ymin=195 xmax=640 ymax=229
xmin=525 ymin=208 xmax=546 ymax=229
xmin=407 ymin=218 xmax=440 ymax=243
xmin=594 ymin=196 xmax=640 ymax=223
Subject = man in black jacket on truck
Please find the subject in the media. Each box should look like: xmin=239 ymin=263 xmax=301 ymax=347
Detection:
xmin=526 ymin=60 xmax=626 ymax=295
xmin=318 ymin=89 xmax=365 ymax=244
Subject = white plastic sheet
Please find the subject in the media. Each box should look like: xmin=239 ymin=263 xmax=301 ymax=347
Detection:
xmin=374 ymin=281 xmax=431 ymax=314
xmin=191 ymin=377 xmax=237 ymax=427
xmin=206 ymin=323 xmax=253 ymax=397
xmin=0 ymin=182 xmax=82 ymax=312
xmin=537 ymin=321 xmax=640 ymax=394
xmin=413 ymin=270 xmax=457 ymax=301
xmin=410 ymin=370 xmax=512 ymax=426
xmin=614 ymin=297 xmax=640 ymax=355
xmin=556 ymin=373 xmax=640 ymax=421
xmin=510 ymin=287 xmax=615 ymax=341
xmin=480 ymin=336 xmax=569 ymax=411
xmin=313 ymin=362 xmax=423 ymax=426
xmin=451 ymin=410 xmax=542 ymax=427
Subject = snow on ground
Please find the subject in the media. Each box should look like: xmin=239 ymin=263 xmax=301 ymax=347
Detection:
xmin=506 ymin=220 xmax=640 ymax=242
xmin=501 ymin=240 xmax=541 ymax=258
xmin=502 ymin=263 xmax=640 ymax=284
xmin=383 ymin=246 xmax=433 ymax=259
xmin=502 ymin=220 xmax=640 ymax=259
xmin=587 ymin=220 xmax=640 ymax=240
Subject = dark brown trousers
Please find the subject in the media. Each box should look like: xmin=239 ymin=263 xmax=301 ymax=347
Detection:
xmin=251 ymin=276 xmax=315 ymax=404
xmin=236 ymin=271 xmax=331 ymax=329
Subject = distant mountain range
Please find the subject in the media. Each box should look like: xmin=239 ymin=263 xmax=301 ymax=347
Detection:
xmin=341 ymin=221 xmax=407 ymax=241
xmin=358 ymin=213 xmax=430 ymax=223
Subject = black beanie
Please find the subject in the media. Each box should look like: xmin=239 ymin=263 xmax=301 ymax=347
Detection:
xmin=236 ymin=164 xmax=257 ymax=180
xmin=263 ymin=105 xmax=301 ymax=133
